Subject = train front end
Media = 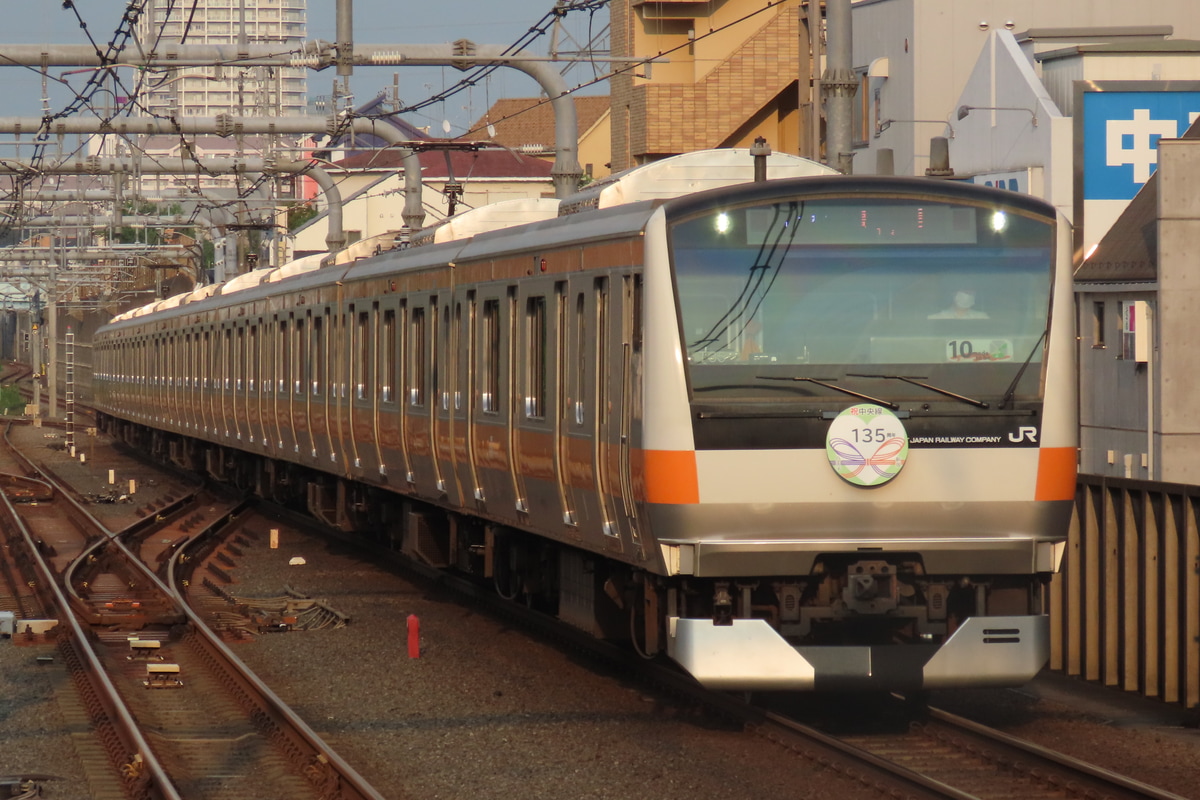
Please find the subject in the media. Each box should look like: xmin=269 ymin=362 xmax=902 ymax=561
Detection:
xmin=640 ymin=176 xmax=1076 ymax=691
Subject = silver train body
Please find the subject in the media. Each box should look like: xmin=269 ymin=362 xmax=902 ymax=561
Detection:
xmin=93 ymin=151 xmax=1077 ymax=691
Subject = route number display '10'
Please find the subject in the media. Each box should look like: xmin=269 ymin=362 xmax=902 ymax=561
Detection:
xmin=825 ymin=404 xmax=910 ymax=487
xmin=945 ymin=338 xmax=1013 ymax=362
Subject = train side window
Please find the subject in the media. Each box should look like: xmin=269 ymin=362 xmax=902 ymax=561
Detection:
xmin=313 ymin=314 xmax=326 ymax=396
xmin=236 ymin=327 xmax=245 ymax=392
xmin=410 ymin=306 xmax=426 ymax=406
xmin=223 ymin=328 xmax=233 ymax=390
xmin=357 ymin=311 xmax=370 ymax=400
xmin=203 ymin=331 xmax=211 ymax=388
xmin=482 ymin=299 xmax=500 ymax=413
xmin=278 ymin=319 xmax=289 ymax=393
xmin=595 ymin=277 xmax=609 ymax=426
xmin=574 ymin=292 xmax=586 ymax=425
xmin=295 ymin=316 xmax=307 ymax=395
xmin=525 ymin=295 xmax=547 ymax=419
xmin=381 ymin=308 xmax=396 ymax=403
xmin=556 ymin=283 xmax=567 ymax=423
xmin=249 ymin=325 xmax=258 ymax=393
xmin=432 ymin=298 xmax=442 ymax=410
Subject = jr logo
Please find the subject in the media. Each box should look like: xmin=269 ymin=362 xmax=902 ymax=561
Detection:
xmin=1008 ymin=427 xmax=1038 ymax=443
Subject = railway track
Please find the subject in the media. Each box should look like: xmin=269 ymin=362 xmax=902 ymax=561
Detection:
xmin=0 ymin=422 xmax=390 ymax=800
xmin=356 ymin=521 xmax=1193 ymax=800
xmin=751 ymin=700 xmax=1194 ymax=800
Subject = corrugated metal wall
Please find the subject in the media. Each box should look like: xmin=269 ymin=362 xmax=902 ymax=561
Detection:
xmin=1051 ymin=475 xmax=1200 ymax=709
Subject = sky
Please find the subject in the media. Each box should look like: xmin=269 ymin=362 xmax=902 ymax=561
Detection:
xmin=5 ymin=0 xmax=610 ymax=134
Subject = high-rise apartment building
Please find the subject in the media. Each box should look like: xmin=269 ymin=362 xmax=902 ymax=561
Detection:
xmin=135 ymin=0 xmax=308 ymax=116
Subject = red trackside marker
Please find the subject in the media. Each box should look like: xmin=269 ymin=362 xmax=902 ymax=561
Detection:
xmin=407 ymin=614 xmax=420 ymax=658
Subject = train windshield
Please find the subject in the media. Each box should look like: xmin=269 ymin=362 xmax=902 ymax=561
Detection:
xmin=668 ymin=194 xmax=1055 ymax=404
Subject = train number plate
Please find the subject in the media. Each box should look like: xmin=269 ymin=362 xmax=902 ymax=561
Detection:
xmin=945 ymin=338 xmax=1013 ymax=362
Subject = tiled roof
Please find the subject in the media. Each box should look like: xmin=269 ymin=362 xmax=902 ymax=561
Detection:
xmin=465 ymin=96 xmax=610 ymax=150
xmin=332 ymin=146 xmax=554 ymax=178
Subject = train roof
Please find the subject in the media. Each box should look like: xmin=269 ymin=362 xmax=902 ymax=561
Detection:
xmin=410 ymin=198 xmax=563 ymax=247
xmin=104 ymin=152 xmax=971 ymax=334
xmin=557 ymin=148 xmax=837 ymax=215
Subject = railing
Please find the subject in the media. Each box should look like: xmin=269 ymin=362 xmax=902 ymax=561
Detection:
xmin=1050 ymin=475 xmax=1200 ymax=710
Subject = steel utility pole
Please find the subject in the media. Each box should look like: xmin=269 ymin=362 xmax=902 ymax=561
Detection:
xmin=823 ymin=0 xmax=857 ymax=173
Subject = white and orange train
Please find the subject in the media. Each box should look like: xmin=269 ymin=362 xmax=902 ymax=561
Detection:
xmin=94 ymin=150 xmax=1077 ymax=691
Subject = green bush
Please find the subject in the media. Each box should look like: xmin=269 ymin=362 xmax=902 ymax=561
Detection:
xmin=0 ymin=384 xmax=22 ymax=415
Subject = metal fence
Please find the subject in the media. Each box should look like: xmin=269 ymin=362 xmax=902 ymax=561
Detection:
xmin=1050 ymin=475 xmax=1200 ymax=709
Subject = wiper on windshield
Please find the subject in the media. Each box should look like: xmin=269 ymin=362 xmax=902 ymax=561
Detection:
xmin=1000 ymin=329 xmax=1048 ymax=409
xmin=757 ymin=376 xmax=899 ymax=410
xmin=847 ymin=373 xmax=989 ymax=409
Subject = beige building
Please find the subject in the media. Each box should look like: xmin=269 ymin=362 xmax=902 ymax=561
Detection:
xmin=610 ymin=0 xmax=808 ymax=171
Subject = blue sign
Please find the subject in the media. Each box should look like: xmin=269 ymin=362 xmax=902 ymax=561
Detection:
xmin=1082 ymin=91 xmax=1200 ymax=200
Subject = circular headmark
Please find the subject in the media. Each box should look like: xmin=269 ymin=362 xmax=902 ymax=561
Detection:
xmin=826 ymin=404 xmax=910 ymax=487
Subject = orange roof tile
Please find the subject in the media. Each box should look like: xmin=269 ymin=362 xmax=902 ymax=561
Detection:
xmin=465 ymin=96 xmax=610 ymax=151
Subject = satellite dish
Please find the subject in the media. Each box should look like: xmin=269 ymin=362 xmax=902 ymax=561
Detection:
xmin=442 ymin=119 xmax=452 ymax=134
xmin=487 ymin=123 xmax=496 ymax=138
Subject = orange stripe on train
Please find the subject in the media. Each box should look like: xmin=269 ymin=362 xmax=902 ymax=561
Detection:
xmin=643 ymin=449 xmax=700 ymax=505
xmin=1035 ymin=446 xmax=1078 ymax=501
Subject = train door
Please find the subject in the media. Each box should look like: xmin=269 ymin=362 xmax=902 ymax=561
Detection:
xmin=371 ymin=302 xmax=395 ymax=479
xmin=551 ymin=283 xmax=574 ymax=529
xmin=434 ymin=300 xmax=460 ymax=504
xmin=181 ymin=333 xmax=193 ymax=433
xmin=200 ymin=329 xmax=212 ymax=436
xmin=219 ymin=325 xmax=233 ymax=440
xmin=592 ymin=274 xmax=640 ymax=552
xmin=430 ymin=296 xmax=447 ymax=496
xmin=453 ymin=292 xmax=481 ymax=509
xmin=402 ymin=297 xmax=441 ymax=497
xmin=513 ymin=281 xmax=562 ymax=529
xmin=315 ymin=308 xmax=334 ymax=465
xmin=507 ymin=286 xmax=531 ymax=514
xmin=169 ymin=333 xmax=180 ymax=430
xmin=560 ymin=286 xmax=592 ymax=530
xmin=328 ymin=308 xmax=343 ymax=467
xmin=234 ymin=324 xmax=246 ymax=442
xmin=266 ymin=316 xmax=282 ymax=450
xmin=593 ymin=279 xmax=619 ymax=545
xmin=277 ymin=316 xmax=292 ymax=453
xmin=294 ymin=313 xmax=313 ymax=459
xmin=305 ymin=310 xmax=324 ymax=462
xmin=326 ymin=307 xmax=340 ymax=465
xmin=395 ymin=300 xmax=414 ymax=485
xmin=472 ymin=292 xmax=515 ymax=515
xmin=247 ymin=323 xmax=260 ymax=444
xmin=258 ymin=318 xmax=271 ymax=448
xmin=348 ymin=305 xmax=369 ymax=473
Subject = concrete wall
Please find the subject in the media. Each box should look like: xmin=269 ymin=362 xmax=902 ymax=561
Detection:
xmin=1155 ymin=139 xmax=1200 ymax=483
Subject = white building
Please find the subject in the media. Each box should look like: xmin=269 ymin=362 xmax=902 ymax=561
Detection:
xmin=853 ymin=0 xmax=1200 ymax=178
xmin=135 ymin=0 xmax=308 ymax=117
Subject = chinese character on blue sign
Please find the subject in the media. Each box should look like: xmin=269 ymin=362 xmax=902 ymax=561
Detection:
xmin=1082 ymin=91 xmax=1200 ymax=200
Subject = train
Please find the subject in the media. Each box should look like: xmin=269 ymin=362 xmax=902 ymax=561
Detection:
xmin=92 ymin=149 xmax=1078 ymax=692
